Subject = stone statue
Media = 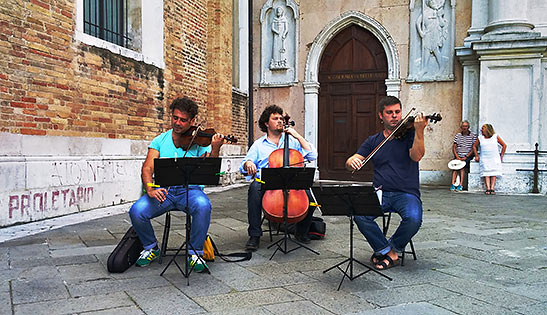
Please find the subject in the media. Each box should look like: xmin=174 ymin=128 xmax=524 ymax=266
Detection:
xmin=270 ymin=7 xmax=289 ymax=70
xmin=416 ymin=0 xmax=448 ymax=76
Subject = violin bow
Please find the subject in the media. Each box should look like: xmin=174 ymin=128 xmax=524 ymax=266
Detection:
xmin=182 ymin=123 xmax=202 ymax=158
xmin=352 ymin=107 xmax=416 ymax=174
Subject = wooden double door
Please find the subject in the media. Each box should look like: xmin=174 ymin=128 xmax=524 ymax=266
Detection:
xmin=318 ymin=25 xmax=388 ymax=182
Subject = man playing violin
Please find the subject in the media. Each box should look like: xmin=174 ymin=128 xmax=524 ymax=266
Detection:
xmin=240 ymin=105 xmax=318 ymax=251
xmin=345 ymin=96 xmax=427 ymax=270
xmin=129 ymin=97 xmax=225 ymax=270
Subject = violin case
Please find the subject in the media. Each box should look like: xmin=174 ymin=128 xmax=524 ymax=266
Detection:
xmin=107 ymin=227 xmax=143 ymax=273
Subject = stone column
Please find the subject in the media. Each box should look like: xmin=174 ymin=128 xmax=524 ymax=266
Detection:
xmin=303 ymin=81 xmax=319 ymax=175
xmin=483 ymin=0 xmax=536 ymax=38
xmin=463 ymin=0 xmax=488 ymax=46
xmin=303 ymin=81 xmax=319 ymax=148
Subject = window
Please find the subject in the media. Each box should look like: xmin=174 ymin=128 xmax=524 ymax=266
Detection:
xmin=76 ymin=0 xmax=164 ymax=68
xmin=84 ymin=0 xmax=129 ymax=48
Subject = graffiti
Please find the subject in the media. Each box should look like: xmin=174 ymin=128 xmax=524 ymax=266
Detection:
xmin=8 ymin=186 xmax=94 ymax=219
xmin=49 ymin=160 xmax=136 ymax=186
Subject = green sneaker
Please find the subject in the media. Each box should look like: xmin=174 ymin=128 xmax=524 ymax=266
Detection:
xmin=136 ymin=248 xmax=160 ymax=267
xmin=188 ymin=254 xmax=208 ymax=272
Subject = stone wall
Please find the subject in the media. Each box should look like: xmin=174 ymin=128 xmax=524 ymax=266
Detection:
xmin=252 ymin=0 xmax=471 ymax=185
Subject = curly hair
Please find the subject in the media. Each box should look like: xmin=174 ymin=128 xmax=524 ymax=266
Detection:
xmin=258 ymin=105 xmax=283 ymax=132
xmin=378 ymin=96 xmax=402 ymax=113
xmin=169 ymin=97 xmax=198 ymax=119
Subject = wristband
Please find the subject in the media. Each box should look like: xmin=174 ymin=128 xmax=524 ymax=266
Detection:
xmin=146 ymin=183 xmax=160 ymax=188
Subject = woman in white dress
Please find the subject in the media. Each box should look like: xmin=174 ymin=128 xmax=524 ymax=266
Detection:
xmin=472 ymin=124 xmax=507 ymax=195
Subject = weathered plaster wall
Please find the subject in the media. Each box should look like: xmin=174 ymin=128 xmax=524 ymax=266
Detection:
xmin=252 ymin=0 xmax=472 ymax=185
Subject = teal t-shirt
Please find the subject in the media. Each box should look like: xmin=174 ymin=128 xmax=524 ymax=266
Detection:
xmin=150 ymin=130 xmax=212 ymax=188
xmin=150 ymin=129 xmax=211 ymax=158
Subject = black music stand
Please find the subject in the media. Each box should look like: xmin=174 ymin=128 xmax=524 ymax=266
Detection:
xmin=312 ymin=182 xmax=392 ymax=290
xmin=261 ymin=167 xmax=319 ymax=260
xmin=154 ymin=157 xmax=221 ymax=285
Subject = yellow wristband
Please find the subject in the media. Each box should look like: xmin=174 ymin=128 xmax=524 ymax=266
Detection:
xmin=146 ymin=183 xmax=160 ymax=188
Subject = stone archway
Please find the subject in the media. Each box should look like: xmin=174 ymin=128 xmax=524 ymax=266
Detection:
xmin=303 ymin=11 xmax=401 ymax=165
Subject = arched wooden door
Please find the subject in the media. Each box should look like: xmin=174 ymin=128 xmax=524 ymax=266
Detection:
xmin=318 ymin=25 xmax=388 ymax=182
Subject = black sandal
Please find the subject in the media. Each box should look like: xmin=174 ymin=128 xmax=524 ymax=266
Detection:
xmin=374 ymin=255 xmax=400 ymax=270
xmin=370 ymin=253 xmax=385 ymax=265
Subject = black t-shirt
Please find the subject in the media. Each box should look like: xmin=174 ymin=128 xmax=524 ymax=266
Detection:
xmin=356 ymin=130 xmax=420 ymax=198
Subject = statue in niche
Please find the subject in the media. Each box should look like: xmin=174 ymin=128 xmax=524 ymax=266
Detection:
xmin=270 ymin=6 xmax=289 ymax=70
xmin=416 ymin=0 xmax=448 ymax=77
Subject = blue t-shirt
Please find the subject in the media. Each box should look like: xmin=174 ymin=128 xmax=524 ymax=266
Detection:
xmin=149 ymin=129 xmax=211 ymax=158
xmin=356 ymin=130 xmax=420 ymax=197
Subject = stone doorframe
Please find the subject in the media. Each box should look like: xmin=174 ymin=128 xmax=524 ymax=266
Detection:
xmin=303 ymin=11 xmax=401 ymax=151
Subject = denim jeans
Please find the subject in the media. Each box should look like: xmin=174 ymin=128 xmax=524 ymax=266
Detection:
xmin=354 ymin=191 xmax=422 ymax=255
xmin=129 ymin=185 xmax=211 ymax=255
xmin=247 ymin=180 xmax=315 ymax=237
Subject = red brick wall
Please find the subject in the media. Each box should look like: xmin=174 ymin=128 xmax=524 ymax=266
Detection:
xmin=206 ymin=0 xmax=233 ymax=133
xmin=232 ymin=89 xmax=248 ymax=146
xmin=0 ymin=0 xmax=239 ymax=141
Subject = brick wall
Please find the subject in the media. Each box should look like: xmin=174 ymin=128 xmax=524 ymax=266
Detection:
xmin=0 ymin=0 xmax=230 ymax=141
xmin=232 ymin=88 xmax=248 ymax=147
xmin=0 ymin=0 xmax=248 ymax=226
xmin=206 ymin=0 xmax=234 ymax=135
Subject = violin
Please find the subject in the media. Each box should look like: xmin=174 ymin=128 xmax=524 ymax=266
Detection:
xmin=262 ymin=114 xmax=309 ymax=224
xmin=179 ymin=125 xmax=237 ymax=150
xmin=393 ymin=113 xmax=442 ymax=139
xmin=352 ymin=109 xmax=442 ymax=173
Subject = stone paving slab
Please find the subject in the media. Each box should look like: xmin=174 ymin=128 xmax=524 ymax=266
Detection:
xmin=284 ymin=281 xmax=378 ymax=313
xmin=83 ymin=305 xmax=146 ymax=315
xmin=57 ymin=262 xmax=112 ymax=284
xmin=207 ymin=306 xmax=273 ymax=315
xmin=263 ymin=300 xmax=333 ymax=314
xmin=353 ymin=283 xmax=455 ymax=308
xmin=514 ymin=301 xmax=547 ymax=315
xmin=355 ymin=301 xmax=455 ymax=315
xmin=193 ymin=287 xmax=303 ymax=312
xmin=50 ymin=244 xmax=116 ymax=258
xmin=0 ymin=291 xmax=11 ymax=314
xmin=126 ymin=285 xmax=204 ymax=314
xmin=431 ymin=295 xmax=518 ymax=315
xmin=66 ymin=274 xmax=171 ymax=298
xmin=13 ymin=292 xmax=135 ymax=315
xmin=12 ymin=276 xmax=69 ymax=304
xmin=0 ymin=186 xmax=545 ymax=314
xmin=433 ymin=277 xmax=539 ymax=309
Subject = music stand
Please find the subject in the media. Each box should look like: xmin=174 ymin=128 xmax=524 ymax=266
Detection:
xmin=154 ymin=157 xmax=221 ymax=285
xmin=312 ymin=182 xmax=392 ymax=290
xmin=261 ymin=167 xmax=319 ymax=260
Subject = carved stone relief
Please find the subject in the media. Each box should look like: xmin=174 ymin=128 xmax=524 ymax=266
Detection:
xmin=408 ymin=0 xmax=456 ymax=81
xmin=260 ymin=0 xmax=298 ymax=86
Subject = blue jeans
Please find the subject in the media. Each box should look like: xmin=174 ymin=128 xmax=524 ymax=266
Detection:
xmin=354 ymin=192 xmax=422 ymax=255
xmin=129 ymin=186 xmax=211 ymax=255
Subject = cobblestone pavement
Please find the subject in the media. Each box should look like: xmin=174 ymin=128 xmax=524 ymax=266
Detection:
xmin=1 ymin=186 xmax=546 ymax=314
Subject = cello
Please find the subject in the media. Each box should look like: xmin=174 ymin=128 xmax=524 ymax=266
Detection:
xmin=262 ymin=114 xmax=309 ymax=223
